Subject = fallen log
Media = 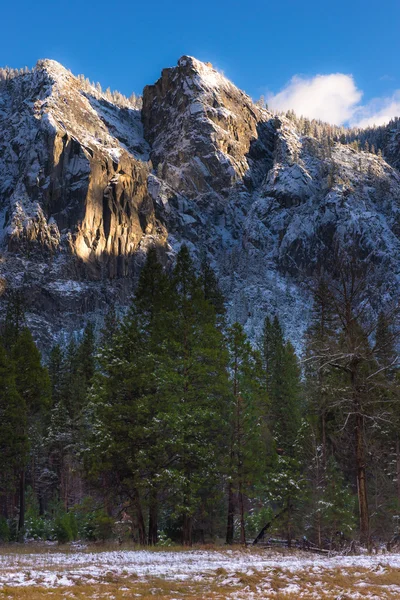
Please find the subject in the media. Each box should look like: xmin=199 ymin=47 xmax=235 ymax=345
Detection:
xmin=252 ymin=505 xmax=292 ymax=545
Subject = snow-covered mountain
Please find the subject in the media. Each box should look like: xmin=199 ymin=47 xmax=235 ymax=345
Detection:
xmin=1 ymin=56 xmax=400 ymax=349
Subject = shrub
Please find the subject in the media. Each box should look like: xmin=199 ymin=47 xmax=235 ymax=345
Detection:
xmin=71 ymin=498 xmax=115 ymax=541
xmin=25 ymin=515 xmax=53 ymax=540
xmin=81 ymin=509 xmax=114 ymax=541
xmin=157 ymin=530 xmax=173 ymax=547
xmin=54 ymin=512 xmax=78 ymax=544
xmin=93 ymin=512 xmax=114 ymax=541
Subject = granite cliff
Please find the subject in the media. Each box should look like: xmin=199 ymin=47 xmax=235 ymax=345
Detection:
xmin=1 ymin=56 xmax=400 ymax=348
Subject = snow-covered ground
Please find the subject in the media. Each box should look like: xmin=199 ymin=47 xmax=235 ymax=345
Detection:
xmin=2 ymin=547 xmax=400 ymax=598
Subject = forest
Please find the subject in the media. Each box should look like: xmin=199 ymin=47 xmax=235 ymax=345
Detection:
xmin=0 ymin=245 xmax=399 ymax=549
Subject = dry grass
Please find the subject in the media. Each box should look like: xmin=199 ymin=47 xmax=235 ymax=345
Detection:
xmin=0 ymin=577 xmax=239 ymax=600
xmin=2 ymin=566 xmax=400 ymax=599
xmin=2 ymin=547 xmax=400 ymax=598
xmin=0 ymin=541 xmax=233 ymax=555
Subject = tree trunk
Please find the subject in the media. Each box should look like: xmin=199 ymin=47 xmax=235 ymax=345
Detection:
xmin=148 ymin=489 xmax=158 ymax=545
xmin=317 ymin=511 xmax=322 ymax=549
xmin=238 ymin=484 xmax=246 ymax=545
xmin=355 ymin=411 xmax=369 ymax=544
xmin=134 ymin=490 xmax=146 ymax=545
xmin=321 ymin=409 xmax=327 ymax=469
xmin=226 ymin=481 xmax=235 ymax=544
xmin=287 ymin=499 xmax=292 ymax=548
xmin=182 ymin=514 xmax=192 ymax=546
xmin=18 ymin=469 xmax=25 ymax=535
xmin=396 ymin=437 xmax=400 ymax=505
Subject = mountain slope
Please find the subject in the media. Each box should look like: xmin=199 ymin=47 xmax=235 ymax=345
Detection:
xmin=1 ymin=56 xmax=400 ymax=348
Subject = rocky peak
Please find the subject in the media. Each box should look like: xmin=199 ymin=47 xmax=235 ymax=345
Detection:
xmin=142 ymin=55 xmax=275 ymax=205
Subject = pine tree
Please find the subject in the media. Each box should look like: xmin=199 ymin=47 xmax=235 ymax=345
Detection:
xmin=200 ymin=258 xmax=226 ymax=323
xmin=48 ymin=344 xmax=63 ymax=404
xmin=304 ymin=257 xmax=389 ymax=544
xmin=126 ymin=247 xmax=175 ymax=544
xmin=89 ymin=313 xmax=148 ymax=544
xmin=86 ymin=247 xmax=229 ymax=546
xmin=262 ymin=316 xmax=301 ymax=454
xmin=100 ymin=305 xmax=119 ymax=349
xmin=11 ymin=328 xmax=51 ymax=533
xmin=0 ymin=346 xmax=28 ymax=518
xmin=304 ymin=276 xmax=342 ymax=466
xmin=3 ymin=290 xmax=26 ymax=351
xmin=77 ymin=322 xmax=96 ymax=386
xmin=47 ymin=343 xmax=75 ymax=510
xmin=60 ymin=338 xmax=82 ymax=418
xmin=225 ymin=323 xmax=268 ymax=544
xmin=261 ymin=316 xmax=302 ymax=545
xmin=373 ymin=311 xmax=400 ymax=513
xmin=167 ymin=246 xmax=230 ymax=545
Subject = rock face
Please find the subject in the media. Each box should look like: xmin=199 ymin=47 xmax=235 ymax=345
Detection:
xmin=1 ymin=56 xmax=400 ymax=349
xmin=143 ymin=56 xmax=274 ymax=199
xmin=0 ymin=60 xmax=167 ymax=344
xmin=0 ymin=60 xmax=166 ymax=274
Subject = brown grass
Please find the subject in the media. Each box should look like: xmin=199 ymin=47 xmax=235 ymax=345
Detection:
xmin=2 ymin=549 xmax=400 ymax=598
xmin=2 ymin=567 xmax=400 ymax=600
xmin=0 ymin=541 xmax=233 ymax=555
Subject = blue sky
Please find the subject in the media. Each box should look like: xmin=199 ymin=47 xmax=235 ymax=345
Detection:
xmin=2 ymin=0 xmax=400 ymax=126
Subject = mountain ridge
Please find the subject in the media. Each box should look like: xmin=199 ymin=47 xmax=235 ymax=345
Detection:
xmin=1 ymin=56 xmax=400 ymax=349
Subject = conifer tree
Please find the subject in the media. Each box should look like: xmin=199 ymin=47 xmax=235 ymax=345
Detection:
xmin=3 ymin=291 xmax=26 ymax=351
xmin=373 ymin=311 xmax=400 ymax=510
xmin=0 ymin=346 xmax=28 ymax=518
xmin=77 ymin=322 xmax=96 ymax=386
xmin=262 ymin=317 xmax=301 ymax=454
xmin=126 ymin=247 xmax=175 ymax=544
xmin=304 ymin=276 xmax=338 ymax=462
xmin=261 ymin=316 xmax=302 ymax=545
xmin=47 ymin=343 xmax=75 ymax=510
xmin=11 ymin=328 xmax=51 ymax=533
xmin=100 ymin=305 xmax=119 ymax=349
xmin=225 ymin=323 xmax=268 ymax=545
xmin=304 ymin=256 xmax=391 ymax=544
xmin=200 ymin=258 xmax=226 ymax=322
xmin=48 ymin=345 xmax=63 ymax=405
xmin=167 ymin=246 xmax=230 ymax=545
xmin=87 ymin=247 xmax=230 ymax=545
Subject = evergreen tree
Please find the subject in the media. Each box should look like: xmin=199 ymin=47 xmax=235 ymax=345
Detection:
xmin=372 ymin=311 xmax=400 ymax=517
xmin=304 ymin=276 xmax=339 ymax=462
xmin=261 ymin=316 xmax=302 ymax=545
xmin=126 ymin=247 xmax=175 ymax=544
xmin=100 ymin=304 xmax=119 ymax=349
xmin=86 ymin=247 xmax=230 ymax=545
xmin=48 ymin=345 xmax=63 ymax=404
xmin=225 ymin=323 xmax=268 ymax=545
xmin=200 ymin=258 xmax=226 ymax=322
xmin=303 ymin=257 xmax=390 ymax=544
xmin=167 ymin=246 xmax=230 ymax=544
xmin=11 ymin=328 xmax=51 ymax=533
xmin=77 ymin=322 xmax=96 ymax=386
xmin=3 ymin=290 xmax=26 ymax=351
xmin=262 ymin=317 xmax=301 ymax=454
xmin=0 ymin=346 xmax=28 ymax=518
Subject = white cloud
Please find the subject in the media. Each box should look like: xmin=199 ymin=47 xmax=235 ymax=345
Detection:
xmin=267 ymin=74 xmax=362 ymax=125
xmin=350 ymin=91 xmax=400 ymax=128
xmin=267 ymin=73 xmax=400 ymax=128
